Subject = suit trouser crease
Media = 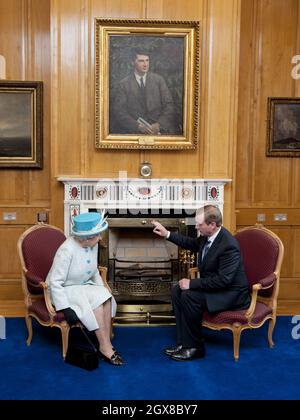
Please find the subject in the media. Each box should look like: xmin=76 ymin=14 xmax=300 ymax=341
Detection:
xmin=171 ymin=285 xmax=207 ymax=348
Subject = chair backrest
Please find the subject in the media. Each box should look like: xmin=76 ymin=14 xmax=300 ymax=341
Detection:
xmin=235 ymin=225 xmax=284 ymax=297
xmin=18 ymin=224 xmax=66 ymax=294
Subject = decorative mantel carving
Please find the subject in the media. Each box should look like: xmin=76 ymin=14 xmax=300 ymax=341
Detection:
xmin=58 ymin=176 xmax=231 ymax=235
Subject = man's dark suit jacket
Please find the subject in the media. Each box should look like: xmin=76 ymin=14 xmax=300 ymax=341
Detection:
xmin=168 ymin=227 xmax=250 ymax=313
xmin=111 ymin=72 xmax=176 ymax=134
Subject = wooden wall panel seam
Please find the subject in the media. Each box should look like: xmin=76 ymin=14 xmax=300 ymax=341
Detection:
xmin=50 ymin=0 xmax=60 ymax=178
xmin=229 ymin=0 xmax=241 ymax=228
xmin=250 ymin=0 xmax=261 ymax=205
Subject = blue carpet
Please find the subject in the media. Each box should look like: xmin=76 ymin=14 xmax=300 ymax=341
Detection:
xmin=0 ymin=316 xmax=300 ymax=400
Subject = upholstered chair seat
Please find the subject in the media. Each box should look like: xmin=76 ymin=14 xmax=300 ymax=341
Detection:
xmin=203 ymin=302 xmax=273 ymax=326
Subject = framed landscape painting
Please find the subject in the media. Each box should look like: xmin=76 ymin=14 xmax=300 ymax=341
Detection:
xmin=267 ymin=97 xmax=300 ymax=157
xmin=0 ymin=80 xmax=43 ymax=168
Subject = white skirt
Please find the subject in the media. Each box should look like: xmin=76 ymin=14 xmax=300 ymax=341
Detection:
xmin=64 ymin=284 xmax=117 ymax=331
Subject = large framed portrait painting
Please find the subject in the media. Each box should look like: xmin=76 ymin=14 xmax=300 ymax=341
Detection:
xmin=95 ymin=19 xmax=200 ymax=150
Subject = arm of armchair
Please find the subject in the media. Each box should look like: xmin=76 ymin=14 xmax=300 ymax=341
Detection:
xmin=245 ymin=273 xmax=277 ymax=320
xmin=24 ymin=270 xmax=57 ymax=318
xmin=259 ymin=273 xmax=276 ymax=289
xmin=25 ymin=270 xmax=44 ymax=292
xmin=40 ymin=281 xmax=57 ymax=317
xmin=188 ymin=267 xmax=200 ymax=279
xmin=98 ymin=266 xmax=111 ymax=292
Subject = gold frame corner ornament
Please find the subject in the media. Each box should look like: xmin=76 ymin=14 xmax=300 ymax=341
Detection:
xmin=95 ymin=18 xmax=200 ymax=150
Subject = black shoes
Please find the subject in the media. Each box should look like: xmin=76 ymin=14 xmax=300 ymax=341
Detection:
xmin=170 ymin=347 xmax=206 ymax=361
xmin=164 ymin=344 xmax=183 ymax=356
xmin=164 ymin=343 xmax=205 ymax=360
xmin=98 ymin=350 xmax=124 ymax=365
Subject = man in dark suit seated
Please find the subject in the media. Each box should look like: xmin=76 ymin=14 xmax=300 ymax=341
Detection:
xmin=110 ymin=49 xmax=176 ymax=135
xmin=151 ymin=205 xmax=250 ymax=361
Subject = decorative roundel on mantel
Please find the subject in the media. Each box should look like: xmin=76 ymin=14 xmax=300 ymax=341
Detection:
xmin=207 ymin=185 xmax=220 ymax=201
xmin=68 ymin=185 xmax=81 ymax=200
xmin=95 ymin=186 xmax=108 ymax=199
xmin=181 ymin=187 xmax=194 ymax=200
xmin=127 ymin=183 xmax=162 ymax=200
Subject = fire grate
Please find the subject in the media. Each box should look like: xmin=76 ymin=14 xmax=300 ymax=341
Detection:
xmin=112 ymin=259 xmax=175 ymax=297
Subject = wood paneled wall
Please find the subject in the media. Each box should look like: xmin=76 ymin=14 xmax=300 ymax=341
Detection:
xmin=1 ymin=0 xmax=299 ymax=314
xmin=50 ymin=0 xmax=241 ymax=231
xmin=0 ymin=0 xmax=50 ymax=314
xmin=236 ymin=0 xmax=300 ymax=313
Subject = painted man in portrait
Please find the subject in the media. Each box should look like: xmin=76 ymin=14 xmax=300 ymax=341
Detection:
xmin=110 ymin=49 xmax=177 ymax=135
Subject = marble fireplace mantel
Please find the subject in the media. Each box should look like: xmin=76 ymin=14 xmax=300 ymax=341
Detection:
xmin=58 ymin=177 xmax=231 ymax=236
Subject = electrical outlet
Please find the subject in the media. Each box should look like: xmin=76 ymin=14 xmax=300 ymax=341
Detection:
xmin=273 ymin=213 xmax=287 ymax=221
xmin=3 ymin=212 xmax=16 ymax=221
xmin=37 ymin=212 xmax=48 ymax=223
xmin=257 ymin=213 xmax=266 ymax=222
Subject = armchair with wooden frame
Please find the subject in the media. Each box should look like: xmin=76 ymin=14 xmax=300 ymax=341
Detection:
xmin=17 ymin=223 xmax=109 ymax=359
xmin=189 ymin=224 xmax=284 ymax=361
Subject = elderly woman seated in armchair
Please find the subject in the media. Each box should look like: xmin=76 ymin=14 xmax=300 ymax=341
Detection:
xmin=46 ymin=212 xmax=123 ymax=366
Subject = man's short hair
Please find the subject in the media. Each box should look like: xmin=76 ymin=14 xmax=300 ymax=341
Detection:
xmin=196 ymin=205 xmax=222 ymax=227
xmin=131 ymin=49 xmax=150 ymax=61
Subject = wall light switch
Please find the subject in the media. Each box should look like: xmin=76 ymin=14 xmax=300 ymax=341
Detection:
xmin=257 ymin=213 xmax=266 ymax=222
xmin=273 ymin=213 xmax=287 ymax=221
xmin=3 ymin=212 xmax=16 ymax=221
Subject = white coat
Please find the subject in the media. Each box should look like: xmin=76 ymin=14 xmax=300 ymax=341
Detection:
xmin=46 ymin=237 xmax=116 ymax=331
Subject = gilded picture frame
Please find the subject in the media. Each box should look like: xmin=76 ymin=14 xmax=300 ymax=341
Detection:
xmin=267 ymin=97 xmax=300 ymax=157
xmin=0 ymin=80 xmax=43 ymax=168
xmin=95 ymin=18 xmax=200 ymax=150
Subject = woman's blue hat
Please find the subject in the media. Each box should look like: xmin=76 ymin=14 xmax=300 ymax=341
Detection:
xmin=71 ymin=211 xmax=108 ymax=237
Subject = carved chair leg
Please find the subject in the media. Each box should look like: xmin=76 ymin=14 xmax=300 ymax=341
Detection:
xmin=232 ymin=324 xmax=242 ymax=362
xmin=268 ymin=317 xmax=276 ymax=348
xmin=25 ymin=315 xmax=33 ymax=346
xmin=61 ymin=324 xmax=70 ymax=359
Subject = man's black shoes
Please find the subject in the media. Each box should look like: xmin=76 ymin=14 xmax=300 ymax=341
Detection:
xmin=170 ymin=347 xmax=206 ymax=361
xmin=163 ymin=344 xmax=183 ymax=356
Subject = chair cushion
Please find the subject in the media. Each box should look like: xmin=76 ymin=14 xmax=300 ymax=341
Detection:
xmin=29 ymin=299 xmax=65 ymax=323
xmin=203 ymin=302 xmax=273 ymax=325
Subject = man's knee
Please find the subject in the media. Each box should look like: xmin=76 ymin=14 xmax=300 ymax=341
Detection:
xmin=181 ymin=290 xmax=207 ymax=313
xmin=180 ymin=290 xmax=194 ymax=304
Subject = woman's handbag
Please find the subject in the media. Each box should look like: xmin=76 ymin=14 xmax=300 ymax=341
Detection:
xmin=65 ymin=326 xmax=99 ymax=371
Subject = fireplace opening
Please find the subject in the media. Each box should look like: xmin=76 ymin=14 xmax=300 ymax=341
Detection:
xmin=98 ymin=215 xmax=197 ymax=324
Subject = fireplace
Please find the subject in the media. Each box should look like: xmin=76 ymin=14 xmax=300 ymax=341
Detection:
xmin=110 ymin=227 xmax=177 ymax=298
xmin=58 ymin=177 xmax=231 ymax=324
xmin=98 ymin=213 xmax=196 ymax=323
